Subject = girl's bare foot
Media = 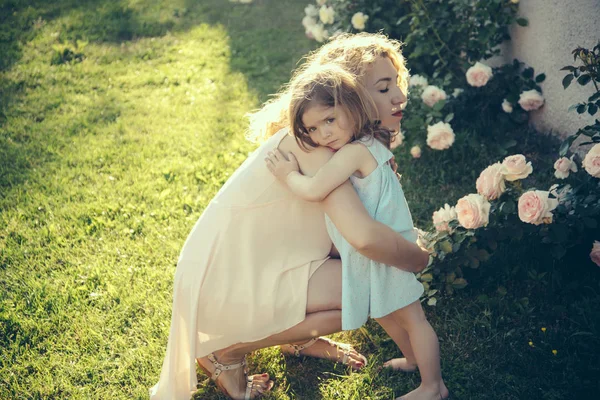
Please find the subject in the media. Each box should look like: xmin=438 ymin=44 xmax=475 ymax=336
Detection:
xmin=196 ymin=352 xmax=274 ymax=400
xmin=396 ymin=381 xmax=449 ymax=400
xmin=280 ymin=337 xmax=367 ymax=370
xmin=383 ymin=357 xmax=417 ymax=372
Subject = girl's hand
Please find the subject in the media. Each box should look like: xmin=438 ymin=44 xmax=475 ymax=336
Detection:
xmin=265 ymin=149 xmax=299 ymax=182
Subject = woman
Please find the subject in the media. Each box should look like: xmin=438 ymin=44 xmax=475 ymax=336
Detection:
xmin=150 ymin=33 xmax=429 ymax=400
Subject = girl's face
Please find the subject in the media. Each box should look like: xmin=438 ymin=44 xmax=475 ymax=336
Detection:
xmin=302 ymin=103 xmax=355 ymax=151
xmin=363 ymin=57 xmax=407 ymax=132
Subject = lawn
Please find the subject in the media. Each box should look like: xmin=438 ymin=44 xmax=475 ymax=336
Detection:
xmin=1 ymin=0 xmax=598 ymax=399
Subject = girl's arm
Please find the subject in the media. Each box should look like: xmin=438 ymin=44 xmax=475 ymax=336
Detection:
xmin=278 ymin=139 xmax=428 ymax=273
xmin=266 ymin=145 xmax=365 ymax=202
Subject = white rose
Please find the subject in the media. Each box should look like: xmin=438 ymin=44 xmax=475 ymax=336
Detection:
xmin=553 ymin=155 xmax=578 ymax=179
xmin=426 ymin=122 xmax=455 ymax=150
xmin=518 ymin=89 xmax=544 ymax=111
xmin=305 ymin=4 xmax=319 ymax=17
xmin=302 ymin=15 xmax=317 ymax=29
xmin=502 ymin=154 xmax=533 ymax=181
xmin=502 ymin=99 xmax=513 ymax=113
xmin=466 ymin=62 xmax=493 ymax=87
xmin=452 ymin=88 xmax=464 ymax=97
xmin=319 ymin=5 xmax=335 ymax=24
xmin=421 ymin=85 xmax=447 ymax=107
xmin=409 ymin=74 xmax=428 ymax=87
xmin=310 ymin=24 xmax=328 ymax=43
xmin=410 ymin=145 xmax=422 ymax=158
xmin=456 ymin=194 xmax=491 ymax=229
xmin=583 ymin=143 xmax=600 ymax=178
xmin=351 ymin=12 xmax=368 ymax=31
xmin=476 ymin=162 xmax=507 ymax=201
xmin=432 ymin=203 xmax=457 ymax=233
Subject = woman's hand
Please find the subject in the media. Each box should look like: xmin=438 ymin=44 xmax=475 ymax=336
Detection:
xmin=265 ymin=149 xmax=299 ymax=182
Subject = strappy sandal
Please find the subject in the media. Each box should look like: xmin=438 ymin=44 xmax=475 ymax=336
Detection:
xmin=282 ymin=337 xmax=367 ymax=370
xmin=197 ymin=353 xmax=271 ymax=400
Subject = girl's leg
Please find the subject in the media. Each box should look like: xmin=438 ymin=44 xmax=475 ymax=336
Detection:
xmin=375 ymin=314 xmax=417 ymax=371
xmin=389 ymin=301 xmax=448 ymax=400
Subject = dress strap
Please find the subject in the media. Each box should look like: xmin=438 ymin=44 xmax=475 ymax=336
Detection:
xmin=358 ymin=137 xmax=393 ymax=166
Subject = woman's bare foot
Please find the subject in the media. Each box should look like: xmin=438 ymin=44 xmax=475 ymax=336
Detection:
xmin=396 ymin=381 xmax=450 ymax=400
xmin=196 ymin=352 xmax=274 ymax=400
xmin=280 ymin=337 xmax=367 ymax=370
xmin=383 ymin=357 xmax=417 ymax=373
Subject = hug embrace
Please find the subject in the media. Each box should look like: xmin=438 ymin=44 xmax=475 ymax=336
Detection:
xmin=150 ymin=33 xmax=449 ymax=400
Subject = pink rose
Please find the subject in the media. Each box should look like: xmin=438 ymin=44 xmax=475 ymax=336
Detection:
xmin=432 ymin=203 xmax=457 ymax=232
xmin=410 ymin=145 xmax=422 ymax=158
xmin=583 ymin=143 xmax=600 ymax=178
xmin=502 ymin=154 xmax=533 ymax=181
xmin=390 ymin=131 xmax=404 ymax=149
xmin=426 ymin=122 xmax=455 ymax=150
xmin=518 ymin=90 xmax=544 ymax=111
xmin=421 ymin=85 xmax=447 ymax=107
xmin=518 ymin=190 xmax=559 ymax=225
xmin=591 ymin=241 xmax=600 ymax=267
xmin=456 ymin=194 xmax=491 ymax=229
xmin=466 ymin=62 xmax=493 ymax=87
xmin=476 ymin=162 xmax=507 ymax=200
xmin=553 ymin=156 xmax=578 ymax=179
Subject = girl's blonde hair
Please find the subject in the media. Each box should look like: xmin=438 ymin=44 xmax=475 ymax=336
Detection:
xmin=246 ymin=32 xmax=408 ymax=143
xmin=288 ymin=63 xmax=392 ymax=150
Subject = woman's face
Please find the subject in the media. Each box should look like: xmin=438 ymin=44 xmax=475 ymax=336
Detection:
xmin=363 ymin=57 xmax=407 ymax=132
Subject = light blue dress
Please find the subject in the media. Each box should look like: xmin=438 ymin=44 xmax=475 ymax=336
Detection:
xmin=325 ymin=137 xmax=425 ymax=330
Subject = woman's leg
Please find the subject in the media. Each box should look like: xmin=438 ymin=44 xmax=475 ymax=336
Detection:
xmin=388 ymin=301 xmax=448 ymax=400
xmin=197 ymin=259 xmax=364 ymax=397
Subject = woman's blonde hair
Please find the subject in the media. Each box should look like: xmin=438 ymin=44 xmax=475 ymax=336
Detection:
xmin=288 ymin=63 xmax=392 ymax=150
xmin=246 ymin=32 xmax=408 ymax=143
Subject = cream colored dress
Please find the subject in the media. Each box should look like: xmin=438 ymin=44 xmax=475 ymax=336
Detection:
xmin=150 ymin=128 xmax=331 ymax=400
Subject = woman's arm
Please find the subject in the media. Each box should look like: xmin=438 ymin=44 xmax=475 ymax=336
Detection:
xmin=266 ymin=146 xmax=365 ymax=202
xmin=280 ymin=138 xmax=428 ymax=273
xmin=322 ymin=181 xmax=429 ymax=273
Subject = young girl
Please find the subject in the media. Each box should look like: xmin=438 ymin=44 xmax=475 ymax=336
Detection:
xmin=265 ymin=63 xmax=449 ymax=400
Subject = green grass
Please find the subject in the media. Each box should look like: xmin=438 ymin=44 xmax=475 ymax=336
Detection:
xmin=1 ymin=0 xmax=599 ymax=399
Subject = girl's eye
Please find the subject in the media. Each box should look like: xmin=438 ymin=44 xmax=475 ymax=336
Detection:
xmin=326 ymin=118 xmax=335 ymax=124
xmin=307 ymin=127 xmax=316 ymax=133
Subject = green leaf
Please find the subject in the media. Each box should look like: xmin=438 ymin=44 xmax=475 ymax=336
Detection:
xmin=583 ymin=218 xmax=598 ymax=229
xmin=444 ymin=113 xmax=454 ymax=123
xmin=578 ymin=75 xmax=592 ymax=86
xmin=420 ymin=273 xmax=433 ymax=282
xmin=577 ymin=104 xmax=587 ymax=114
xmin=589 ymin=92 xmax=600 ymax=102
xmin=560 ymin=66 xmax=576 ymax=72
xmin=535 ymin=73 xmax=546 ymax=83
xmin=432 ymin=100 xmax=446 ymax=111
xmin=588 ymin=104 xmax=598 ymax=116
xmin=503 ymin=139 xmax=517 ymax=149
xmin=477 ymin=249 xmax=491 ymax=262
xmin=516 ymin=18 xmax=528 ymax=26
xmin=440 ymin=240 xmax=453 ymax=254
xmin=452 ymin=278 xmax=468 ymax=289
xmin=562 ymin=74 xmax=574 ymax=89
xmin=468 ymin=256 xmax=480 ymax=269
xmin=522 ymin=67 xmax=534 ymax=79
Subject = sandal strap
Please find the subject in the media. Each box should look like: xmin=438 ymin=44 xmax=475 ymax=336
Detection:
xmin=245 ymin=375 xmax=254 ymax=400
xmin=288 ymin=337 xmax=319 ymax=356
xmin=207 ymin=353 xmax=246 ymax=381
